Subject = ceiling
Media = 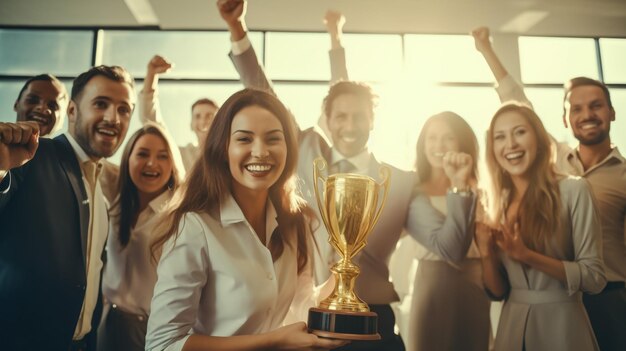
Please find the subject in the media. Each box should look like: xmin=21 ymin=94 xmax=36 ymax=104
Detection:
xmin=1 ymin=0 xmax=626 ymax=37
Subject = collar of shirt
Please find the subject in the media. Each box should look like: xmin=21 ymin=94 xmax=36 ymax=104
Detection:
xmin=330 ymin=148 xmax=371 ymax=173
xmin=64 ymin=132 xmax=96 ymax=165
xmin=219 ymin=194 xmax=279 ymax=245
xmin=148 ymin=190 xmax=173 ymax=215
xmin=566 ymin=145 xmax=625 ymax=174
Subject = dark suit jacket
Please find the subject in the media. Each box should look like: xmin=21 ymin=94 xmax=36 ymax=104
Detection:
xmin=0 ymin=134 xmax=103 ymax=351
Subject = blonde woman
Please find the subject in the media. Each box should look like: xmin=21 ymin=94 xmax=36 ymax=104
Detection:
xmin=477 ymin=103 xmax=606 ymax=350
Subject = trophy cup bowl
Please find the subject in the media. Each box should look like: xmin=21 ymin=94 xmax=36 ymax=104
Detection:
xmin=308 ymin=158 xmax=390 ymax=340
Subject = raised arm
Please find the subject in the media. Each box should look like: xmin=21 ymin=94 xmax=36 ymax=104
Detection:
xmin=139 ymin=55 xmax=173 ymax=125
xmin=324 ymin=10 xmax=348 ymax=84
xmin=218 ymin=0 xmax=275 ymax=94
xmin=405 ymin=152 xmax=477 ymax=262
xmin=471 ymin=27 xmax=531 ymax=106
xmin=0 ymin=122 xmax=39 ymax=184
xmin=0 ymin=122 xmax=39 ymax=211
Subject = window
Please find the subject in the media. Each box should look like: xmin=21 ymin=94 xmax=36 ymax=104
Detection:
xmin=342 ymin=33 xmax=402 ymax=82
xmin=404 ymin=34 xmax=493 ymax=83
xmin=101 ymin=30 xmax=264 ymax=79
xmin=265 ymin=32 xmax=330 ymax=81
xmin=0 ymin=29 xmax=93 ymax=77
xmin=519 ymin=37 xmax=598 ymax=83
xmin=599 ymin=38 xmax=626 ymax=83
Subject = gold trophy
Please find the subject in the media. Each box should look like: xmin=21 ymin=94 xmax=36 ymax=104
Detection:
xmin=308 ymin=158 xmax=390 ymax=340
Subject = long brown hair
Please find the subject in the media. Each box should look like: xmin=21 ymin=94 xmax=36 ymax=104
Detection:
xmin=152 ymin=89 xmax=314 ymax=273
xmin=485 ymin=103 xmax=562 ymax=253
xmin=113 ymin=122 xmax=184 ymax=248
xmin=415 ymin=111 xmax=479 ymax=183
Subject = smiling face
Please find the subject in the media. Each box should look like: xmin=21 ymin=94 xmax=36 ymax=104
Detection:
xmin=191 ymin=103 xmax=218 ymax=143
xmin=14 ymin=79 xmax=67 ymax=136
xmin=68 ymin=75 xmax=134 ymax=159
xmin=128 ymin=133 xmax=173 ymax=196
xmin=327 ymin=93 xmax=374 ymax=157
xmin=492 ymin=110 xmax=538 ymax=180
xmin=424 ymin=118 xmax=461 ymax=169
xmin=564 ymin=85 xmax=615 ymax=146
xmin=228 ymin=105 xmax=287 ymax=199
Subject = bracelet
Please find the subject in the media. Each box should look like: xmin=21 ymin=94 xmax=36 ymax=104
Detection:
xmin=448 ymin=186 xmax=473 ymax=197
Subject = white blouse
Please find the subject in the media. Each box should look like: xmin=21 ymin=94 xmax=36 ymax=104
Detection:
xmin=102 ymin=191 xmax=172 ymax=316
xmin=145 ymin=195 xmax=315 ymax=351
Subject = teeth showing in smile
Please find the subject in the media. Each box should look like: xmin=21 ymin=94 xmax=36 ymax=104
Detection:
xmin=342 ymin=136 xmax=356 ymax=143
xmin=433 ymin=152 xmax=445 ymax=157
xmin=245 ymin=164 xmax=272 ymax=172
xmin=580 ymin=122 xmax=599 ymax=130
xmin=97 ymin=128 xmax=117 ymax=136
xmin=30 ymin=116 xmax=49 ymax=124
xmin=505 ymin=151 xmax=524 ymax=160
xmin=142 ymin=171 xmax=160 ymax=178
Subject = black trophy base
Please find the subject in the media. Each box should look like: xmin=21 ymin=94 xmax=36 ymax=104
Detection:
xmin=308 ymin=307 xmax=381 ymax=340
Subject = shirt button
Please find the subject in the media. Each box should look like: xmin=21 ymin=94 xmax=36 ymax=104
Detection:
xmin=267 ymin=274 xmax=274 ymax=280
xmin=138 ymin=315 xmax=145 ymax=322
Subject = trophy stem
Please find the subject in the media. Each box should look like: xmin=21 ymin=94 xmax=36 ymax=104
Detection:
xmin=318 ymin=258 xmax=370 ymax=312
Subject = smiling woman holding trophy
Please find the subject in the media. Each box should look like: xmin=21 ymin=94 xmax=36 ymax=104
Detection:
xmin=145 ymin=89 xmax=348 ymax=351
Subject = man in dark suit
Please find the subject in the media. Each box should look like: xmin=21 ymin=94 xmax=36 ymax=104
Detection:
xmin=0 ymin=65 xmax=135 ymax=351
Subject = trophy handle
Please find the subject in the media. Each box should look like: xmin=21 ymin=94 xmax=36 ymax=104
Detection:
xmin=369 ymin=165 xmax=391 ymax=233
xmin=313 ymin=158 xmax=333 ymax=232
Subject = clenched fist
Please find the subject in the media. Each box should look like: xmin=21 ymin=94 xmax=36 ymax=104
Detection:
xmin=442 ymin=151 xmax=473 ymax=189
xmin=0 ymin=121 xmax=40 ymax=175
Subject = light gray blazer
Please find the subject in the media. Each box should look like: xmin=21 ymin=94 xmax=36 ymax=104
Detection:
xmin=495 ymin=177 xmax=606 ymax=351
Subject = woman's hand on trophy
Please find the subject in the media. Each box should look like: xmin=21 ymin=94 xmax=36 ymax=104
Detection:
xmin=267 ymin=322 xmax=350 ymax=350
xmin=442 ymin=151 xmax=473 ymax=189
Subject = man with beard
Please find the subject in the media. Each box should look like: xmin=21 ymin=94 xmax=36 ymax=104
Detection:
xmin=559 ymin=77 xmax=626 ymax=351
xmin=0 ymin=65 xmax=135 ymax=351
xmin=12 ymin=74 xmax=120 ymax=205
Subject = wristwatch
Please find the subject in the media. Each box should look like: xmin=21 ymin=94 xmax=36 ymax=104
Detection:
xmin=448 ymin=186 xmax=473 ymax=197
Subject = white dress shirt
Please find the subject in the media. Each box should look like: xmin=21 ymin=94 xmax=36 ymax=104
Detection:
xmin=145 ymin=195 xmax=315 ymax=351
xmin=102 ymin=191 xmax=172 ymax=316
xmin=65 ymin=133 xmax=109 ymax=339
xmin=330 ymin=148 xmax=371 ymax=174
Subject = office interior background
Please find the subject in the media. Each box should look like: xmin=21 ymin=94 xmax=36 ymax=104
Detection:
xmin=1 ymin=0 xmax=625 ymax=171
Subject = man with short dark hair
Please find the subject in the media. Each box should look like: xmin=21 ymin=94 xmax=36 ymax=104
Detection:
xmin=560 ymin=77 xmax=626 ymax=351
xmin=0 ymin=65 xmax=135 ymax=351
xmin=14 ymin=73 xmax=68 ymax=137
